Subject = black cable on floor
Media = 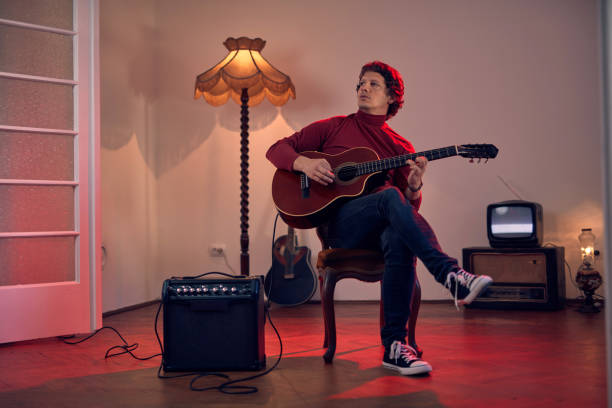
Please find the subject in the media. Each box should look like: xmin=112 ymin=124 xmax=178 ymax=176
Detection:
xmin=59 ymin=325 xmax=161 ymax=360
xmin=61 ymin=274 xmax=284 ymax=394
xmin=61 ymin=213 xmax=286 ymax=394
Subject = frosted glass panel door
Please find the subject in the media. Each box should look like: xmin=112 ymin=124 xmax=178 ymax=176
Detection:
xmin=0 ymin=0 xmax=100 ymax=343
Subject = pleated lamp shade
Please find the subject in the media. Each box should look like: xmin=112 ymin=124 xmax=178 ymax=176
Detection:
xmin=194 ymin=37 xmax=296 ymax=107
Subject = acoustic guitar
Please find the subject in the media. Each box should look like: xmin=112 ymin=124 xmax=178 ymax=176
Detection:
xmin=264 ymin=226 xmax=317 ymax=306
xmin=272 ymin=144 xmax=499 ymax=229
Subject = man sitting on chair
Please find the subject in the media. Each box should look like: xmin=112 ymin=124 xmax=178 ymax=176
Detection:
xmin=266 ymin=61 xmax=492 ymax=376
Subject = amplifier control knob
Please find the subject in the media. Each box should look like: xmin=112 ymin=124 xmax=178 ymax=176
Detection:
xmin=231 ymin=287 xmax=237 ymax=293
xmin=189 ymin=287 xmax=195 ymax=294
xmin=176 ymin=287 xmax=182 ymax=294
xmin=196 ymin=287 xmax=202 ymax=294
xmin=203 ymin=287 xmax=209 ymax=294
xmin=212 ymin=287 xmax=219 ymax=294
xmin=221 ymin=287 xmax=228 ymax=293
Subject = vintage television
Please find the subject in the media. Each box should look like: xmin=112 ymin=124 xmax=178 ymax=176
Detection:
xmin=487 ymin=200 xmax=543 ymax=248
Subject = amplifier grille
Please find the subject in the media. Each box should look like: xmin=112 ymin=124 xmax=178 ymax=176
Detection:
xmin=161 ymin=276 xmax=266 ymax=372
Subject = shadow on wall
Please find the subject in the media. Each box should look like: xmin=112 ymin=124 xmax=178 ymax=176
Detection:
xmin=101 ymin=22 xmax=217 ymax=178
xmin=215 ymin=101 xmax=279 ymax=134
xmin=101 ymin=23 xmax=163 ymax=151
xmin=277 ymin=48 xmax=340 ymax=131
xmin=214 ymin=45 xmax=340 ymax=134
xmin=102 ymin=30 xmax=339 ymax=177
xmin=545 ymin=199 xmax=604 ymax=263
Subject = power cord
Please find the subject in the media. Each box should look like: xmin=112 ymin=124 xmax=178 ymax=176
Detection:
xmin=222 ymin=253 xmax=236 ymax=274
xmin=59 ymin=325 xmax=161 ymax=360
xmin=263 ymin=212 xmax=281 ymax=307
xmin=59 ymin=271 xmax=285 ymax=394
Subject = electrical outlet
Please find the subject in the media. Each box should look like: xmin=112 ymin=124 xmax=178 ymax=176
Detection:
xmin=209 ymin=244 xmax=226 ymax=257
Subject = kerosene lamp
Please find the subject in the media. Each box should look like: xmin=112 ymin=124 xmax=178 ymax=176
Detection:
xmin=575 ymin=228 xmax=602 ymax=313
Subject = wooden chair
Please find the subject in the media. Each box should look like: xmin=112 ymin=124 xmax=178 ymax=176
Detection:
xmin=316 ymin=225 xmax=422 ymax=363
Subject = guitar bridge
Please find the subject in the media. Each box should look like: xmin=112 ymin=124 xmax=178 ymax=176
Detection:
xmin=300 ymin=173 xmax=310 ymax=198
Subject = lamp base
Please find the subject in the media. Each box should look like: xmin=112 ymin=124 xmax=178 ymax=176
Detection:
xmin=577 ymin=291 xmax=601 ymax=313
xmin=577 ymin=303 xmax=601 ymax=313
xmin=575 ymin=265 xmax=602 ymax=314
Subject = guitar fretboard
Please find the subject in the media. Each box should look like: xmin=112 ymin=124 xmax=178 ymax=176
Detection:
xmin=286 ymin=227 xmax=296 ymax=253
xmin=355 ymin=145 xmax=458 ymax=176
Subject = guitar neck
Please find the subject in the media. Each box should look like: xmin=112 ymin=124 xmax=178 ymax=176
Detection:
xmin=355 ymin=145 xmax=458 ymax=176
xmin=286 ymin=227 xmax=296 ymax=253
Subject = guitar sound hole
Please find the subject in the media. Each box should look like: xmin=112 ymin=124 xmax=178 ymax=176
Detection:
xmin=336 ymin=166 xmax=357 ymax=182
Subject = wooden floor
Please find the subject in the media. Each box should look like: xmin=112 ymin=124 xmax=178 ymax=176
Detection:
xmin=0 ymin=301 xmax=607 ymax=407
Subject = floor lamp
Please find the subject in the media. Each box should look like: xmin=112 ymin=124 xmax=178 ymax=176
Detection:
xmin=194 ymin=37 xmax=295 ymax=276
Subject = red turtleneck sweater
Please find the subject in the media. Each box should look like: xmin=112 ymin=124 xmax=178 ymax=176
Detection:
xmin=266 ymin=110 xmax=421 ymax=210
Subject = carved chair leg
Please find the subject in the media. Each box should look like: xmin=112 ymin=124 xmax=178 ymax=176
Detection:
xmin=318 ymin=271 xmax=328 ymax=348
xmin=321 ymin=268 xmax=338 ymax=364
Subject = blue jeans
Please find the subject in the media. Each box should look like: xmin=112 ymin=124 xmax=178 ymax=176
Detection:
xmin=324 ymin=188 xmax=459 ymax=347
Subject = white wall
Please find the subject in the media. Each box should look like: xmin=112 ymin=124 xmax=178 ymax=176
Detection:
xmin=100 ymin=0 xmax=604 ymax=311
xmin=100 ymin=0 xmax=161 ymax=311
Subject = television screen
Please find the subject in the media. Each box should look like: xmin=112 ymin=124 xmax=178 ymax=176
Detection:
xmin=487 ymin=200 xmax=542 ymax=248
xmin=490 ymin=206 xmax=534 ymax=239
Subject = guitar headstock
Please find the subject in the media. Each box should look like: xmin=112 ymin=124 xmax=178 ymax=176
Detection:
xmin=457 ymin=144 xmax=499 ymax=162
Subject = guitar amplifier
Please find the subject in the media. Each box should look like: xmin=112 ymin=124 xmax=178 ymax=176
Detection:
xmin=462 ymin=247 xmax=565 ymax=310
xmin=161 ymin=276 xmax=266 ymax=372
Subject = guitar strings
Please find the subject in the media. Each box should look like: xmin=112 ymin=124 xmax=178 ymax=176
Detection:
xmin=352 ymin=146 xmax=458 ymax=176
xmin=329 ymin=145 xmax=494 ymax=180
